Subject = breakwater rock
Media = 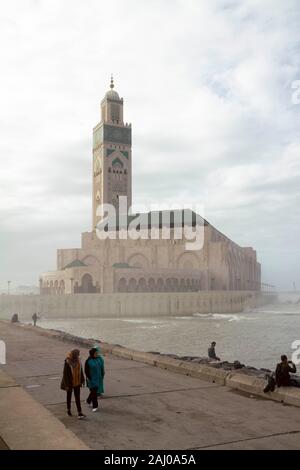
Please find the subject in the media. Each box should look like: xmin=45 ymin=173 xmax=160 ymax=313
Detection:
xmin=12 ymin=321 xmax=300 ymax=408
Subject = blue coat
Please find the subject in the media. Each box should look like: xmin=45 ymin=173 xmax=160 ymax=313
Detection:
xmin=95 ymin=356 xmax=105 ymax=394
xmin=85 ymin=356 xmax=105 ymax=394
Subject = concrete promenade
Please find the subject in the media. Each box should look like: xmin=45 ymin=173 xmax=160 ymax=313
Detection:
xmin=1 ymin=321 xmax=300 ymax=450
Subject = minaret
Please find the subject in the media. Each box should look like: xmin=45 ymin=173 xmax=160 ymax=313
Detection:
xmin=92 ymin=77 xmax=132 ymax=229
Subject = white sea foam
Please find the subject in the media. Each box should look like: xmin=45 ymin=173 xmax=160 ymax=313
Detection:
xmin=193 ymin=312 xmax=258 ymax=322
xmin=193 ymin=313 xmax=214 ymax=318
xmin=121 ymin=318 xmax=162 ymax=325
xmin=174 ymin=316 xmax=194 ymax=320
xmin=39 ymin=302 xmax=299 ymax=371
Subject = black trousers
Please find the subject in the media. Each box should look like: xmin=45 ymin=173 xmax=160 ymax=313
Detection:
xmin=67 ymin=386 xmax=82 ymax=413
xmin=87 ymin=387 xmax=98 ymax=408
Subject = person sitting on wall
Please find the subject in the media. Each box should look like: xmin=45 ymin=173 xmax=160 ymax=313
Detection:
xmin=11 ymin=313 xmax=19 ymax=323
xmin=263 ymin=372 xmax=276 ymax=393
xmin=208 ymin=341 xmax=220 ymax=361
xmin=275 ymin=355 xmax=300 ymax=387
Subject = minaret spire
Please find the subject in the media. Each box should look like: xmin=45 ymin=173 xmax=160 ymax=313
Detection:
xmin=110 ymin=74 xmax=114 ymax=89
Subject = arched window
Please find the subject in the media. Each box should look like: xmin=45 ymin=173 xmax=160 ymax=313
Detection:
xmin=128 ymin=278 xmax=137 ymax=292
xmin=118 ymin=278 xmax=127 ymax=292
xmin=81 ymin=273 xmax=94 ymax=293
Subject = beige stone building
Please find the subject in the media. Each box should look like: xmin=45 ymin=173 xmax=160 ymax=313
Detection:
xmin=40 ymin=79 xmax=261 ymax=295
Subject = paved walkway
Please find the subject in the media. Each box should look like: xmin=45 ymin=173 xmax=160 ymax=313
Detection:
xmin=1 ymin=321 xmax=300 ymax=450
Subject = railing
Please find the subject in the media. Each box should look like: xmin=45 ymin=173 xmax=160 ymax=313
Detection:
xmin=261 ymin=283 xmax=276 ymax=293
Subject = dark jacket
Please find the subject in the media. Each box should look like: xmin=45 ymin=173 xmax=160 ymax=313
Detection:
xmin=275 ymin=361 xmax=296 ymax=387
xmin=263 ymin=373 xmax=276 ymax=393
xmin=208 ymin=346 xmax=220 ymax=360
xmin=208 ymin=346 xmax=216 ymax=359
xmin=60 ymin=360 xmax=85 ymax=391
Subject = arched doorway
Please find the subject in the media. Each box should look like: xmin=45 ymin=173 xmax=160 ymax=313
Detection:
xmin=118 ymin=278 xmax=127 ymax=292
xmin=137 ymin=278 xmax=147 ymax=292
xmin=128 ymin=278 xmax=137 ymax=292
xmin=59 ymin=280 xmax=65 ymax=294
xmin=148 ymin=278 xmax=156 ymax=292
xmin=81 ymin=274 xmax=94 ymax=293
xmin=157 ymin=278 xmax=164 ymax=292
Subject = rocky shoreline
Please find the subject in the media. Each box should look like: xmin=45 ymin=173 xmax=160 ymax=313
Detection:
xmin=16 ymin=321 xmax=300 ymax=383
xmin=5 ymin=320 xmax=300 ymax=408
xmin=39 ymin=325 xmax=275 ymax=379
xmin=147 ymin=352 xmax=273 ymax=377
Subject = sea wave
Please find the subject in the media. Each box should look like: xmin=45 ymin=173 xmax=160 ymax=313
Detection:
xmin=120 ymin=318 xmax=163 ymax=325
xmin=174 ymin=316 xmax=194 ymax=320
xmin=193 ymin=312 xmax=258 ymax=322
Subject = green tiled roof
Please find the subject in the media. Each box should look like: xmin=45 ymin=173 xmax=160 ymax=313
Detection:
xmin=112 ymin=262 xmax=131 ymax=269
xmin=106 ymin=148 xmax=115 ymax=157
xmin=63 ymin=259 xmax=86 ymax=270
xmin=100 ymin=209 xmax=208 ymax=232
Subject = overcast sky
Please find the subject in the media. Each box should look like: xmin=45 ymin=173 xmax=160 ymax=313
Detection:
xmin=0 ymin=0 xmax=300 ymax=291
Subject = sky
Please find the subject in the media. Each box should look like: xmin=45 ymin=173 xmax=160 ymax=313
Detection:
xmin=0 ymin=0 xmax=300 ymax=291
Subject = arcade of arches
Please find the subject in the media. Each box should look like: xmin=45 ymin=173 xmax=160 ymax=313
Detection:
xmin=40 ymin=80 xmax=261 ymax=295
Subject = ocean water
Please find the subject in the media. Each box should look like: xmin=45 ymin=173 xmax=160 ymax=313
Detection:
xmin=40 ymin=298 xmax=300 ymax=371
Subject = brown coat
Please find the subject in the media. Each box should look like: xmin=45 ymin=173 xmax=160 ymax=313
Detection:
xmin=60 ymin=359 xmax=85 ymax=390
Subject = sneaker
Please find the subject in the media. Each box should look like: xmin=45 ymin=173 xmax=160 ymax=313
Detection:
xmin=67 ymin=410 xmax=72 ymax=416
xmin=78 ymin=413 xmax=86 ymax=419
xmin=92 ymin=408 xmax=98 ymax=412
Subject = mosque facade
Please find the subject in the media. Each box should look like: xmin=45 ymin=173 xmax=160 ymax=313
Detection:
xmin=40 ymin=80 xmax=261 ymax=295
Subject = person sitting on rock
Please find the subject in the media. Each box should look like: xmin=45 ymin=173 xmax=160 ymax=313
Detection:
xmin=208 ymin=341 xmax=220 ymax=361
xmin=11 ymin=313 xmax=19 ymax=323
xmin=275 ymin=355 xmax=299 ymax=387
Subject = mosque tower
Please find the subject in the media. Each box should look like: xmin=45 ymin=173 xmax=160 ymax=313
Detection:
xmin=92 ymin=76 xmax=132 ymax=229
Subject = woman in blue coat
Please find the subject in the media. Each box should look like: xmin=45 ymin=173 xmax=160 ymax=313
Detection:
xmin=94 ymin=345 xmax=105 ymax=396
xmin=84 ymin=348 xmax=103 ymax=411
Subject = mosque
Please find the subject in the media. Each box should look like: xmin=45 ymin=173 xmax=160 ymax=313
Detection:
xmin=40 ymin=79 xmax=261 ymax=295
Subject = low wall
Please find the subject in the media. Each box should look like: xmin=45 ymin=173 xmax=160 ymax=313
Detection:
xmin=8 ymin=322 xmax=300 ymax=409
xmin=0 ymin=291 xmax=272 ymax=320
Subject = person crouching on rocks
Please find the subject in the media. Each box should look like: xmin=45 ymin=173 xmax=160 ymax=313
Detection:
xmin=208 ymin=341 xmax=220 ymax=361
xmin=275 ymin=355 xmax=299 ymax=387
xmin=85 ymin=348 xmax=101 ymax=412
xmin=61 ymin=349 xmax=86 ymax=419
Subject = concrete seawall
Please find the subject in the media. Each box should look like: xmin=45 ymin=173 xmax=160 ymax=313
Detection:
xmin=10 ymin=321 xmax=300 ymax=409
xmin=0 ymin=291 xmax=274 ymax=320
xmin=2 ymin=320 xmax=300 ymax=450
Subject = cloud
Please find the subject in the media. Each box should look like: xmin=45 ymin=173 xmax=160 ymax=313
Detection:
xmin=0 ymin=0 xmax=300 ymax=289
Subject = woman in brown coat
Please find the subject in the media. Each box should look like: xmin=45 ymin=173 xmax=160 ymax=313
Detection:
xmin=61 ymin=349 xmax=86 ymax=418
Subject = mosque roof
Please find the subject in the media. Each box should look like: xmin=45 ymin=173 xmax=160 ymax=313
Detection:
xmin=104 ymin=75 xmax=120 ymax=101
xmin=112 ymin=262 xmax=137 ymax=269
xmin=63 ymin=259 xmax=87 ymax=269
xmin=105 ymin=89 xmax=120 ymax=100
xmin=100 ymin=209 xmax=209 ymax=232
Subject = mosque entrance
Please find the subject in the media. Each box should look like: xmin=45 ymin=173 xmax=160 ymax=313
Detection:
xmin=74 ymin=273 xmax=99 ymax=294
